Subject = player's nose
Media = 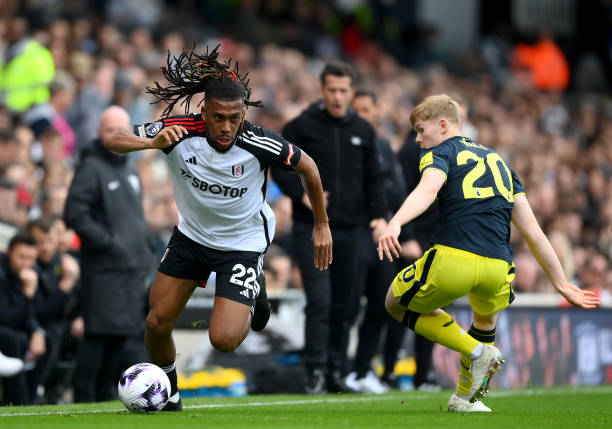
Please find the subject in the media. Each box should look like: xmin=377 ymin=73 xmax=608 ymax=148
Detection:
xmin=220 ymin=120 xmax=232 ymax=133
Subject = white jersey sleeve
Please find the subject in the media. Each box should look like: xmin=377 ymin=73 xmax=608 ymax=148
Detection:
xmin=236 ymin=122 xmax=301 ymax=171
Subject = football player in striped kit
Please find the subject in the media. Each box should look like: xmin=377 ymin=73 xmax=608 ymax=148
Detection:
xmin=107 ymin=46 xmax=332 ymax=411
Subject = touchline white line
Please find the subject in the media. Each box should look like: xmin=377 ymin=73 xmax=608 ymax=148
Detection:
xmin=1 ymin=387 xmax=611 ymax=418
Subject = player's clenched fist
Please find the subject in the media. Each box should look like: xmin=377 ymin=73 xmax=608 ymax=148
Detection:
xmin=151 ymin=125 xmax=189 ymax=148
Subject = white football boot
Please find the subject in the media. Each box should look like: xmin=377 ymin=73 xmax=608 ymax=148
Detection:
xmin=0 ymin=351 xmax=24 ymax=377
xmin=344 ymin=372 xmax=362 ymax=392
xmin=344 ymin=371 xmax=389 ymax=394
xmin=448 ymin=393 xmax=491 ymax=412
xmin=469 ymin=344 xmax=504 ymax=402
xmin=359 ymin=371 xmax=389 ymax=394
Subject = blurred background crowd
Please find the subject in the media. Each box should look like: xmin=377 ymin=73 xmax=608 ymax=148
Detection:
xmin=0 ymin=0 xmax=611 ymax=404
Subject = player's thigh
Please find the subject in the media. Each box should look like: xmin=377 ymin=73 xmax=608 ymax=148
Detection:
xmin=148 ymin=271 xmax=197 ymax=324
xmin=469 ymin=260 xmax=516 ymax=316
xmin=150 ymin=226 xmax=212 ymax=323
xmin=390 ymin=246 xmax=477 ymax=314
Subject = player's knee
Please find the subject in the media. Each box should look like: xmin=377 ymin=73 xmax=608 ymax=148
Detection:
xmin=385 ymin=303 xmax=405 ymax=324
xmin=209 ymin=331 xmax=240 ymax=353
xmin=384 ymin=296 xmax=394 ymax=315
xmin=385 ymin=289 xmax=402 ymax=321
xmin=145 ymin=311 xmax=172 ymax=336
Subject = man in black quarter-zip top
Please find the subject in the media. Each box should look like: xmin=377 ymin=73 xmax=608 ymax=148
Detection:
xmin=271 ymin=61 xmax=387 ymax=394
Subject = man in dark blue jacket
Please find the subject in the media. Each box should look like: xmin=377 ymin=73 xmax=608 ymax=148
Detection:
xmin=64 ymin=106 xmax=151 ymax=402
xmin=271 ymin=61 xmax=387 ymax=394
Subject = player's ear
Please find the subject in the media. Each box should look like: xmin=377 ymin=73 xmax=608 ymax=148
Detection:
xmin=201 ymin=103 xmax=207 ymax=120
xmin=439 ymin=118 xmax=448 ymax=132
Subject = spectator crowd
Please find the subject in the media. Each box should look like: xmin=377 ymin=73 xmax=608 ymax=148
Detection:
xmin=0 ymin=0 xmax=610 ymax=405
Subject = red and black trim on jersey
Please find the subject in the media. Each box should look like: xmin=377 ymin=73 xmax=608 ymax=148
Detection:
xmin=134 ymin=116 xmax=302 ymax=172
xmin=163 ymin=116 xmax=206 ymax=132
xmin=134 ymin=113 xmax=206 ymax=154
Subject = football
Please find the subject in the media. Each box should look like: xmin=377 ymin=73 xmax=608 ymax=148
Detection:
xmin=117 ymin=363 xmax=171 ymax=413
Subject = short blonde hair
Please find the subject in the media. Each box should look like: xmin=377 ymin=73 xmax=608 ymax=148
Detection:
xmin=409 ymin=94 xmax=460 ymax=127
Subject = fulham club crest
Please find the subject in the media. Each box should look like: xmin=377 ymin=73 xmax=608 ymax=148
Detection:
xmin=232 ymin=165 xmax=244 ymax=177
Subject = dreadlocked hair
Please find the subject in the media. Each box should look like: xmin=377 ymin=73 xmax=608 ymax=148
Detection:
xmin=146 ymin=44 xmax=263 ymax=117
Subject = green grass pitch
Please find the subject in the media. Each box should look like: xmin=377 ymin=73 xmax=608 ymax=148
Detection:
xmin=0 ymin=386 xmax=611 ymax=429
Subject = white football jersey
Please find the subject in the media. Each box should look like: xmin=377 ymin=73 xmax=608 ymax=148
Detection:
xmin=134 ymin=114 xmax=301 ymax=252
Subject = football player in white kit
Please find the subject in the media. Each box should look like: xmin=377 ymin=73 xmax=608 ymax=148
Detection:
xmin=106 ymin=46 xmax=332 ymax=411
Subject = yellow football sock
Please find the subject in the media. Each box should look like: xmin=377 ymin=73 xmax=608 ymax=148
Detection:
xmin=413 ymin=311 xmax=480 ymax=357
xmin=456 ymin=325 xmax=496 ymax=396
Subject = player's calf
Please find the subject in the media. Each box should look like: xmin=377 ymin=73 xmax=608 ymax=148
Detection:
xmin=209 ymin=329 xmax=245 ymax=353
xmin=208 ymin=296 xmax=252 ymax=352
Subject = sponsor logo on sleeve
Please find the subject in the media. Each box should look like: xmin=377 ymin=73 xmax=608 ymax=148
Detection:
xmin=146 ymin=121 xmax=163 ymax=137
xmin=136 ymin=125 xmax=146 ymax=138
xmin=419 ymin=151 xmax=434 ymax=172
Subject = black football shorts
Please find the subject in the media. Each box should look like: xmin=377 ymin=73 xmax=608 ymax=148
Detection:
xmin=158 ymin=226 xmax=263 ymax=307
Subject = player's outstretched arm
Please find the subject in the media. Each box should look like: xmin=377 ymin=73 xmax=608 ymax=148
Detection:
xmin=293 ymin=151 xmax=333 ymax=271
xmin=512 ymin=194 xmax=601 ymax=309
xmin=106 ymin=125 xmax=189 ymax=153
xmin=377 ymin=168 xmax=445 ymax=262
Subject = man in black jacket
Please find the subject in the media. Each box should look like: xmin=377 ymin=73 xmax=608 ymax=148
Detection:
xmin=64 ymin=106 xmax=151 ymax=402
xmin=271 ymin=61 xmax=387 ymax=394
xmin=26 ymin=215 xmax=80 ymax=402
xmin=345 ymin=89 xmax=407 ymax=393
xmin=0 ymin=231 xmax=46 ymax=405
